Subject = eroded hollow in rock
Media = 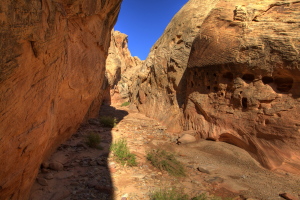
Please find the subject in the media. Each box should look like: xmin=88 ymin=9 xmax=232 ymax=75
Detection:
xmin=222 ymin=72 xmax=234 ymax=80
xmin=218 ymin=133 xmax=249 ymax=151
xmin=242 ymin=74 xmax=255 ymax=83
xmin=242 ymin=97 xmax=248 ymax=109
xmin=274 ymin=77 xmax=293 ymax=92
xmin=262 ymin=76 xmax=274 ymax=84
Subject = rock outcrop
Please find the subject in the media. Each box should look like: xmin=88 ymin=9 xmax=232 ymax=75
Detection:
xmin=130 ymin=0 xmax=220 ymax=131
xmin=130 ymin=0 xmax=300 ymax=173
xmin=106 ymin=30 xmax=143 ymax=103
xmin=0 ymin=0 xmax=121 ymax=199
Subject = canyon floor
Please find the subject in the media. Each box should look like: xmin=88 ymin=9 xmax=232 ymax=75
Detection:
xmin=29 ymin=103 xmax=300 ymax=200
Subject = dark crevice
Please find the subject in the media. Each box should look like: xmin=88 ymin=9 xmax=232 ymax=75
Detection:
xmin=274 ymin=77 xmax=293 ymax=92
xmin=242 ymin=97 xmax=248 ymax=108
xmin=242 ymin=74 xmax=255 ymax=82
xmin=262 ymin=76 xmax=274 ymax=84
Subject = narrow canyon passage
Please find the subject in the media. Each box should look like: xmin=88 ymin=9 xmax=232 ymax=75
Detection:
xmin=29 ymin=102 xmax=300 ymax=200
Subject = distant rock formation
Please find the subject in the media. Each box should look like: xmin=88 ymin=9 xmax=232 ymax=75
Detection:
xmin=130 ymin=0 xmax=300 ymax=174
xmin=0 ymin=0 xmax=122 ymax=199
xmin=105 ymin=30 xmax=143 ymax=104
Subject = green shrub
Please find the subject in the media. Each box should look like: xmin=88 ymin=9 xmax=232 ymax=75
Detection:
xmin=191 ymin=194 xmax=209 ymax=200
xmin=121 ymin=102 xmax=130 ymax=107
xmin=86 ymin=132 xmax=101 ymax=149
xmin=147 ymin=149 xmax=185 ymax=177
xmin=150 ymin=190 xmax=225 ymax=200
xmin=150 ymin=188 xmax=189 ymax=200
xmin=110 ymin=139 xmax=137 ymax=166
xmin=99 ymin=116 xmax=117 ymax=128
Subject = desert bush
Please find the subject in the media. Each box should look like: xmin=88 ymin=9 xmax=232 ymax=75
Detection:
xmin=110 ymin=139 xmax=137 ymax=166
xmin=86 ymin=132 xmax=101 ymax=149
xmin=150 ymin=188 xmax=189 ymax=200
xmin=150 ymin=189 xmax=225 ymax=200
xmin=99 ymin=116 xmax=117 ymax=128
xmin=121 ymin=102 xmax=130 ymax=107
xmin=147 ymin=149 xmax=185 ymax=177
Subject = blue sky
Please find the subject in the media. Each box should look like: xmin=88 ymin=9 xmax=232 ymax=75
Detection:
xmin=114 ymin=0 xmax=189 ymax=60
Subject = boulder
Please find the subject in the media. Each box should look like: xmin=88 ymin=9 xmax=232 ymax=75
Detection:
xmin=49 ymin=162 xmax=64 ymax=171
xmin=178 ymin=134 xmax=196 ymax=144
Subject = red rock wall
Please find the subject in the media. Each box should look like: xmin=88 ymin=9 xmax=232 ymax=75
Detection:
xmin=0 ymin=0 xmax=122 ymax=199
xmin=186 ymin=0 xmax=300 ymax=173
xmin=130 ymin=0 xmax=300 ymax=174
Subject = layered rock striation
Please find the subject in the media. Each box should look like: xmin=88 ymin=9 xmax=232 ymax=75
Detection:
xmin=130 ymin=0 xmax=300 ymax=173
xmin=0 ymin=0 xmax=121 ymax=199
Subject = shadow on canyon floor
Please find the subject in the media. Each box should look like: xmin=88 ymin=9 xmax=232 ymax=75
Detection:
xmin=29 ymin=104 xmax=128 ymax=200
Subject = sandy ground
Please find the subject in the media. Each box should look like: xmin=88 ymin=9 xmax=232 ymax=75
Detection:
xmin=29 ymin=104 xmax=300 ymax=200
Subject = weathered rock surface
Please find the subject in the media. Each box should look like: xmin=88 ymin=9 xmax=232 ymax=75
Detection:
xmin=130 ymin=0 xmax=219 ymax=131
xmin=0 ymin=0 xmax=121 ymax=199
xmin=130 ymin=0 xmax=300 ymax=173
xmin=105 ymin=30 xmax=143 ymax=104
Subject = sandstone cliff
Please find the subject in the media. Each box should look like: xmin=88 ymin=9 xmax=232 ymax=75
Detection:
xmin=106 ymin=30 xmax=143 ymax=103
xmin=0 ymin=0 xmax=121 ymax=199
xmin=130 ymin=0 xmax=300 ymax=173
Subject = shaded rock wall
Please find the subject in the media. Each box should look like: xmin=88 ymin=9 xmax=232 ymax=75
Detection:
xmin=106 ymin=30 xmax=143 ymax=103
xmin=130 ymin=0 xmax=300 ymax=173
xmin=0 ymin=0 xmax=122 ymax=199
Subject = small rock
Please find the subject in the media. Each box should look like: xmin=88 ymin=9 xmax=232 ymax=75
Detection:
xmin=132 ymin=174 xmax=145 ymax=179
xmin=56 ymin=171 xmax=73 ymax=180
xmin=44 ymin=173 xmax=54 ymax=180
xmin=122 ymin=194 xmax=129 ymax=199
xmin=41 ymin=168 xmax=50 ymax=173
xmin=197 ymin=167 xmax=211 ymax=174
xmin=37 ymin=178 xmax=48 ymax=186
xmin=49 ymin=162 xmax=64 ymax=171
xmin=88 ymin=118 xmax=100 ymax=125
xmin=89 ymin=160 xmax=97 ymax=166
xmin=279 ymin=193 xmax=299 ymax=200
xmin=207 ymin=177 xmax=224 ymax=184
xmin=41 ymin=162 xmax=49 ymax=169
xmin=177 ymin=134 xmax=196 ymax=144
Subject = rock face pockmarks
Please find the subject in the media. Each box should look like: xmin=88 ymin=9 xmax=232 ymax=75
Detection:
xmin=184 ymin=0 xmax=300 ymax=173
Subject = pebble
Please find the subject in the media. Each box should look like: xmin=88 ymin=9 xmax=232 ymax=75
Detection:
xmin=37 ymin=178 xmax=48 ymax=186
xmin=49 ymin=162 xmax=64 ymax=171
xmin=41 ymin=162 xmax=49 ymax=169
xmin=279 ymin=193 xmax=299 ymax=200
xmin=197 ymin=166 xmax=211 ymax=174
xmin=44 ymin=173 xmax=54 ymax=180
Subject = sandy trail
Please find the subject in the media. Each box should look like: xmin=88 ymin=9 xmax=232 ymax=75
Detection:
xmin=29 ymin=104 xmax=300 ymax=200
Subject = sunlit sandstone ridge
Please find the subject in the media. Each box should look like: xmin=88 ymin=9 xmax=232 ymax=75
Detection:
xmin=0 ymin=0 xmax=122 ymax=199
xmin=105 ymin=30 xmax=143 ymax=104
xmin=130 ymin=0 xmax=300 ymax=173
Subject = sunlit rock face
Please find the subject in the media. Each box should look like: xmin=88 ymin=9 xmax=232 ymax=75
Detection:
xmin=106 ymin=30 xmax=143 ymax=104
xmin=186 ymin=0 xmax=300 ymax=173
xmin=130 ymin=0 xmax=219 ymax=131
xmin=0 ymin=0 xmax=121 ymax=199
xmin=130 ymin=0 xmax=300 ymax=174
